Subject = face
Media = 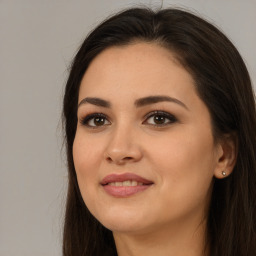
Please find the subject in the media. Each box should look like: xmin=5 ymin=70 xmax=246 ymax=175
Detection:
xmin=73 ymin=42 xmax=222 ymax=235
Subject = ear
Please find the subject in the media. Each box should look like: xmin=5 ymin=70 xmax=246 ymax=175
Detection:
xmin=214 ymin=133 xmax=238 ymax=179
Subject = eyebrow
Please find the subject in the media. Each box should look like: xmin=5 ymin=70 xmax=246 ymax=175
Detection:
xmin=78 ymin=95 xmax=189 ymax=110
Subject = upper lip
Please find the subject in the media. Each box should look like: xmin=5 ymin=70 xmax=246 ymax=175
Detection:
xmin=101 ymin=172 xmax=154 ymax=185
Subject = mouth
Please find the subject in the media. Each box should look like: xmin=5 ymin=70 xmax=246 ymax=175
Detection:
xmin=105 ymin=180 xmax=145 ymax=186
xmin=100 ymin=173 xmax=154 ymax=197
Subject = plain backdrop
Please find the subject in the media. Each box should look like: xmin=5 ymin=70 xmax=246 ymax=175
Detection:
xmin=0 ymin=0 xmax=255 ymax=255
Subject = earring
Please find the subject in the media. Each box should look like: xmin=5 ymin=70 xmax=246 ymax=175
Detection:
xmin=222 ymin=171 xmax=227 ymax=176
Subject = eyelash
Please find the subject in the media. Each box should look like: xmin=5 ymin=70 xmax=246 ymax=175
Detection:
xmin=79 ymin=111 xmax=177 ymax=129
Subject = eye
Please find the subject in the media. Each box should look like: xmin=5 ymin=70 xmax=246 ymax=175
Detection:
xmin=79 ymin=113 xmax=110 ymax=128
xmin=144 ymin=111 xmax=177 ymax=126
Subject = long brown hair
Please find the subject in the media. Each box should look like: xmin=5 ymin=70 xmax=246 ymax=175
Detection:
xmin=62 ymin=7 xmax=256 ymax=256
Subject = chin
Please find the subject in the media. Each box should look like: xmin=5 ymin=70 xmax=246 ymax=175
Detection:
xmin=104 ymin=221 xmax=150 ymax=235
xmin=95 ymin=209 xmax=152 ymax=234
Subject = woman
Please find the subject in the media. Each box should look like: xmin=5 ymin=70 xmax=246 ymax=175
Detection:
xmin=62 ymin=7 xmax=256 ymax=256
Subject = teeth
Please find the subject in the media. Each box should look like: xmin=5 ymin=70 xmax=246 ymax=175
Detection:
xmin=123 ymin=181 xmax=131 ymax=186
xmin=108 ymin=180 xmax=144 ymax=186
xmin=131 ymin=180 xmax=137 ymax=186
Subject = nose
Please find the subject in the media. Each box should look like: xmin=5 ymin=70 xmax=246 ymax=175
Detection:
xmin=104 ymin=124 xmax=143 ymax=165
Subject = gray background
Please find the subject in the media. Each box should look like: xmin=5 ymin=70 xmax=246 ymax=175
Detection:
xmin=0 ymin=0 xmax=255 ymax=255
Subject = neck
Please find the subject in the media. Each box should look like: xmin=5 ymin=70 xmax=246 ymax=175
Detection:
xmin=113 ymin=217 xmax=209 ymax=256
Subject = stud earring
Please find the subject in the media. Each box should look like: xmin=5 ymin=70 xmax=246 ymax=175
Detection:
xmin=222 ymin=171 xmax=227 ymax=176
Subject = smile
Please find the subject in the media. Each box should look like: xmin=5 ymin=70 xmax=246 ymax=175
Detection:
xmin=101 ymin=173 xmax=154 ymax=197
xmin=107 ymin=180 xmax=144 ymax=186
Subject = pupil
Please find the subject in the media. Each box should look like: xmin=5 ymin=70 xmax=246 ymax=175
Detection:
xmin=94 ymin=117 xmax=104 ymax=126
xmin=154 ymin=115 xmax=165 ymax=124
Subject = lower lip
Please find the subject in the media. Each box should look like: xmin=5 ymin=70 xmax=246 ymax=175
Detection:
xmin=102 ymin=184 xmax=152 ymax=197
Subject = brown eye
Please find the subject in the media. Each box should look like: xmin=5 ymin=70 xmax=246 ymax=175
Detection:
xmin=92 ymin=117 xmax=105 ymax=126
xmin=80 ymin=113 xmax=110 ymax=128
xmin=153 ymin=115 xmax=166 ymax=124
xmin=145 ymin=111 xmax=177 ymax=126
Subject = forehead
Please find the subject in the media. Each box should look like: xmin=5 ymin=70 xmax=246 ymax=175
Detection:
xmin=79 ymin=42 xmax=196 ymax=104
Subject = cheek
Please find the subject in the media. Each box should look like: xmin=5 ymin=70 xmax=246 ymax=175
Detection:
xmin=72 ymin=132 xmax=102 ymax=202
xmin=149 ymin=127 xmax=215 ymax=172
xmin=148 ymin=127 xmax=215 ymax=208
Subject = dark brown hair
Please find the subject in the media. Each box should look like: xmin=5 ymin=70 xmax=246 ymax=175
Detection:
xmin=62 ymin=7 xmax=256 ymax=256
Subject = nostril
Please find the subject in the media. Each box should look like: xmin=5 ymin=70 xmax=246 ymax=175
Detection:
xmin=124 ymin=157 xmax=133 ymax=160
xmin=106 ymin=156 xmax=134 ymax=164
xmin=106 ymin=157 xmax=112 ymax=162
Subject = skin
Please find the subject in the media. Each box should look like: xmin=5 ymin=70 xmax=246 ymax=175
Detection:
xmin=73 ymin=42 xmax=236 ymax=256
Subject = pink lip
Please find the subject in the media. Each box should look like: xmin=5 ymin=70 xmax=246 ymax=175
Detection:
xmin=101 ymin=173 xmax=154 ymax=198
xmin=101 ymin=173 xmax=153 ymax=185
